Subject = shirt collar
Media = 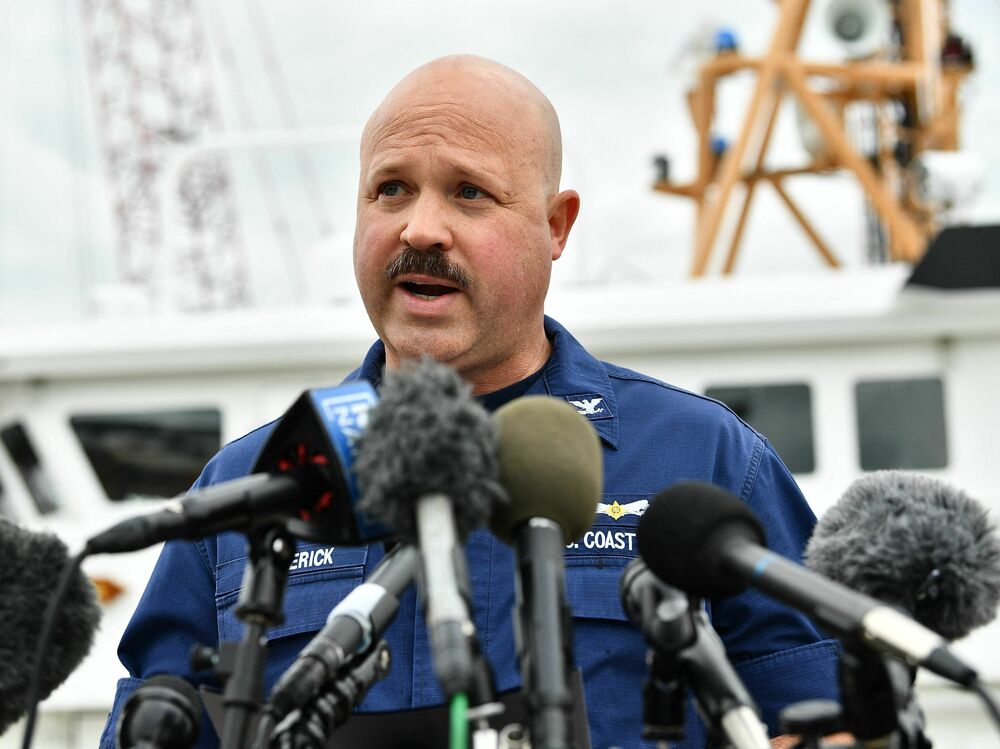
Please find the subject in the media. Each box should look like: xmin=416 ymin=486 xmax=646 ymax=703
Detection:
xmin=531 ymin=316 xmax=619 ymax=450
xmin=345 ymin=339 xmax=387 ymax=389
xmin=344 ymin=315 xmax=619 ymax=449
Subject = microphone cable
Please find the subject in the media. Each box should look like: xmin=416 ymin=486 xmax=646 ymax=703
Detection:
xmin=20 ymin=548 xmax=88 ymax=749
xmin=971 ymin=681 xmax=1000 ymax=737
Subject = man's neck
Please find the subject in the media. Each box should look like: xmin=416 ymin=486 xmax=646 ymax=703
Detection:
xmin=464 ymin=336 xmax=552 ymax=395
xmin=382 ymin=329 xmax=553 ymax=396
xmin=475 ymin=363 xmax=546 ymax=413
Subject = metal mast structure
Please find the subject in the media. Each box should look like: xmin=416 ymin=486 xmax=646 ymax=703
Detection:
xmin=654 ymin=0 xmax=975 ymax=276
xmin=80 ymin=0 xmax=250 ymax=311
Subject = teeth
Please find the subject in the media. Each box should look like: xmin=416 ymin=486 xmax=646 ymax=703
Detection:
xmin=413 ymin=292 xmax=436 ymax=301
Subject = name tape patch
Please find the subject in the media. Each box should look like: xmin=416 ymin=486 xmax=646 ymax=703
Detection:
xmin=288 ymin=546 xmax=336 ymax=572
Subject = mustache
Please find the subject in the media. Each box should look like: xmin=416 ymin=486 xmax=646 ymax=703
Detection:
xmin=385 ymin=248 xmax=472 ymax=289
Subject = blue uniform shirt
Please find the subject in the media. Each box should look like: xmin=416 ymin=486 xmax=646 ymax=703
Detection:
xmin=100 ymin=317 xmax=840 ymax=748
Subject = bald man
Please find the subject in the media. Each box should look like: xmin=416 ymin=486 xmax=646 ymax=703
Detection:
xmin=101 ymin=56 xmax=840 ymax=749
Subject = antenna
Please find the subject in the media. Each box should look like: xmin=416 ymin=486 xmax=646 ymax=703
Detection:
xmin=78 ymin=0 xmax=251 ymax=312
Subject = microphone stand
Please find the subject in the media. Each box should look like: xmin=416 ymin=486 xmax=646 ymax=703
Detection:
xmin=266 ymin=639 xmax=392 ymax=749
xmin=642 ymin=649 xmax=691 ymax=747
xmin=515 ymin=518 xmax=576 ymax=749
xmin=684 ymin=611 xmax=770 ymax=749
xmin=639 ymin=588 xmax=692 ymax=746
xmin=839 ymin=645 xmax=931 ymax=749
xmin=639 ymin=588 xmax=769 ymax=749
xmin=217 ymin=523 xmax=295 ymax=749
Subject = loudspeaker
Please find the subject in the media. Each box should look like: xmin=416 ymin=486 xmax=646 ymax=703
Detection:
xmin=824 ymin=0 xmax=892 ymax=59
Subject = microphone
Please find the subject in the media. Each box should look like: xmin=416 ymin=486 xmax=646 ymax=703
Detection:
xmin=116 ymin=674 xmax=201 ymax=749
xmin=85 ymin=382 xmax=390 ymax=554
xmin=261 ymin=543 xmax=419 ymax=726
xmin=490 ymin=396 xmax=601 ymax=749
xmin=620 ymin=558 xmax=770 ymax=749
xmin=0 ymin=519 xmax=100 ymax=735
xmin=637 ymin=481 xmax=980 ymax=687
xmin=806 ymin=471 xmax=1000 ymax=743
xmin=355 ymin=357 xmax=503 ymax=697
xmin=267 ymin=640 xmax=392 ymax=749
xmin=805 ymin=470 xmax=1000 ymax=641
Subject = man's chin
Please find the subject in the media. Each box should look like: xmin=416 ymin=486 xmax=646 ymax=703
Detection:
xmin=384 ymin=326 xmax=473 ymax=369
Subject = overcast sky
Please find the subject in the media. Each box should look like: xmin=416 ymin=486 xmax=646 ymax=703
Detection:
xmin=1 ymin=0 xmax=998 ymax=326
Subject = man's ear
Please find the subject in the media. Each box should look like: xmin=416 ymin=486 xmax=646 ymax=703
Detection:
xmin=548 ymin=190 xmax=580 ymax=261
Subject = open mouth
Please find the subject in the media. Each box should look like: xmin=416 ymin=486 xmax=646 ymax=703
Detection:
xmin=400 ymin=281 xmax=459 ymax=301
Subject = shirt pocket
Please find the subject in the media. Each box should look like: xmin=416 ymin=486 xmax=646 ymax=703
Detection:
xmin=562 ymin=500 xmax=650 ymax=748
xmin=563 ymin=492 xmax=649 ymax=621
xmin=214 ymin=536 xmax=369 ymax=642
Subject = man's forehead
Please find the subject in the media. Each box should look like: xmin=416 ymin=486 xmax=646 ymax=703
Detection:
xmin=361 ymin=102 xmax=542 ymax=189
xmin=368 ymin=100 xmax=517 ymax=152
xmin=366 ymin=138 xmax=511 ymax=189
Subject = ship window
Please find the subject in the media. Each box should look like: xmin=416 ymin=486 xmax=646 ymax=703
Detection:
xmin=855 ymin=377 xmax=948 ymax=470
xmin=69 ymin=409 xmax=222 ymax=501
xmin=704 ymin=383 xmax=815 ymax=474
xmin=0 ymin=422 xmax=59 ymax=514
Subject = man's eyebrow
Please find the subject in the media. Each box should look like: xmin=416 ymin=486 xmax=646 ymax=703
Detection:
xmin=365 ymin=155 xmax=513 ymax=197
xmin=363 ymin=160 xmax=404 ymax=181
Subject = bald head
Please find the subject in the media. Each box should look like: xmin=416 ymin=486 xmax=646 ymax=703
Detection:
xmin=361 ymin=55 xmax=564 ymax=195
xmin=352 ymin=55 xmax=581 ymax=394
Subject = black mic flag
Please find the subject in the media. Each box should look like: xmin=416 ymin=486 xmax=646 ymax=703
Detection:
xmin=86 ymin=382 xmax=390 ymax=554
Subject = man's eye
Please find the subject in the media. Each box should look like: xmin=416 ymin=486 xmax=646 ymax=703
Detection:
xmin=459 ymin=185 xmax=487 ymax=200
xmin=379 ymin=182 xmax=405 ymax=197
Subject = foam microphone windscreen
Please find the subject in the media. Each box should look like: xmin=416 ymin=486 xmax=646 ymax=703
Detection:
xmin=806 ymin=470 xmax=1000 ymax=641
xmin=637 ymin=481 xmax=765 ymax=599
xmin=489 ymin=396 xmax=602 ymax=545
xmin=0 ymin=519 xmax=100 ymax=733
xmin=355 ymin=356 xmax=505 ymax=539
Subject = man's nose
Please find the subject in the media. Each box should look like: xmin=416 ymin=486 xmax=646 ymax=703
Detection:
xmin=399 ymin=193 xmax=452 ymax=251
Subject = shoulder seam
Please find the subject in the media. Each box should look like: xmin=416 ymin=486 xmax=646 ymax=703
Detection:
xmin=220 ymin=418 xmax=279 ymax=451
xmin=740 ymin=435 xmax=765 ymax=502
xmin=194 ymin=538 xmax=215 ymax=580
xmin=606 ymin=367 xmax=761 ymax=422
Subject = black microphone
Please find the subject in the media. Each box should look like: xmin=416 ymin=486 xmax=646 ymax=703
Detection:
xmin=621 ymin=558 xmax=770 ymax=749
xmin=638 ymin=481 xmax=980 ymax=687
xmin=268 ymin=640 xmax=392 ymax=749
xmin=261 ymin=543 xmax=419 ymax=726
xmin=805 ymin=470 xmax=1000 ymax=640
xmin=85 ymin=382 xmax=390 ymax=555
xmin=116 ymin=674 xmax=201 ymax=749
xmin=490 ymin=396 xmax=601 ymax=749
xmin=0 ymin=519 xmax=100 ymax=735
xmin=355 ymin=357 xmax=503 ymax=697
